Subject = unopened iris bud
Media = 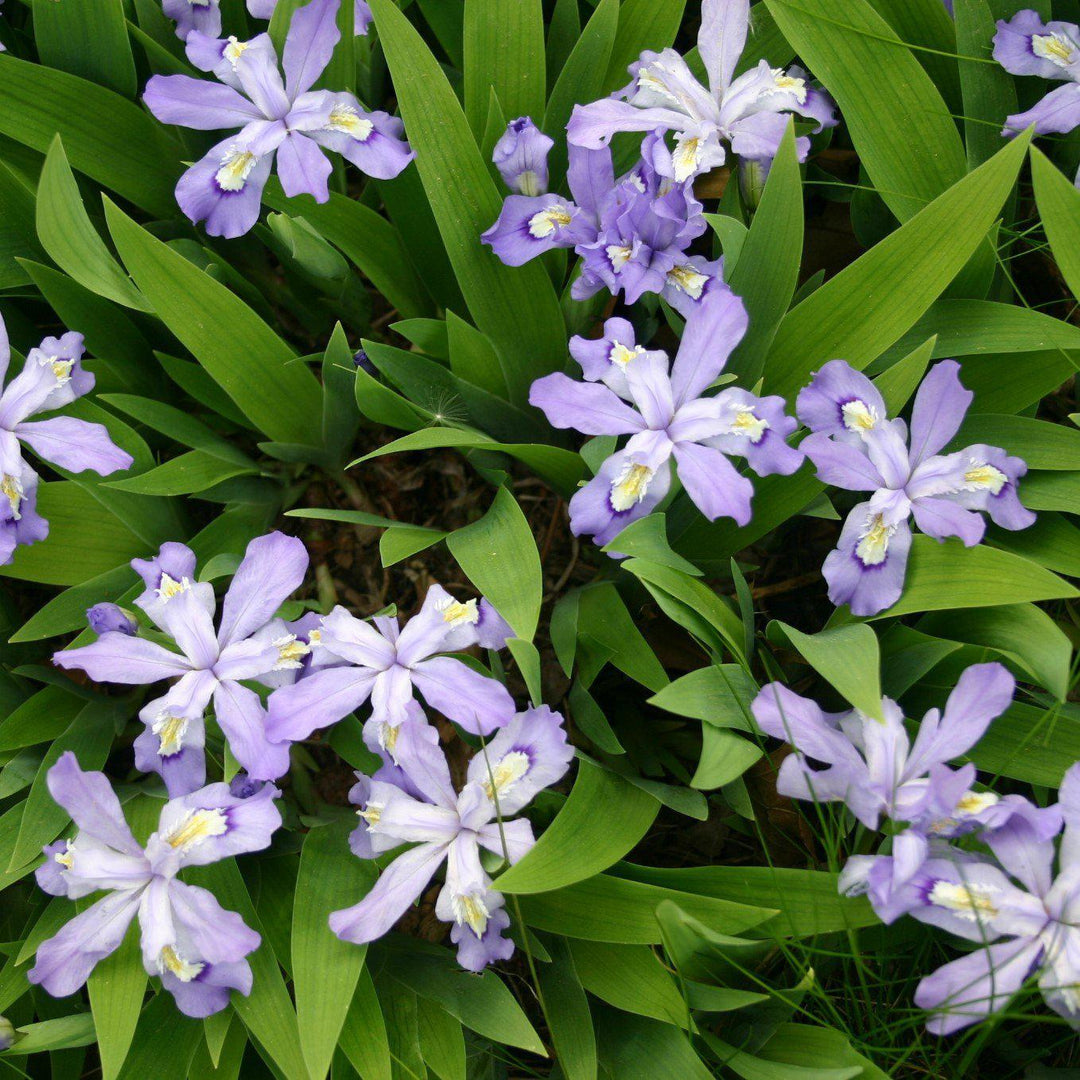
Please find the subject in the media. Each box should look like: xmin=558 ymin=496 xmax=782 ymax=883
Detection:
xmin=0 ymin=1015 xmax=14 ymax=1051
xmin=737 ymin=158 xmax=771 ymax=211
xmin=86 ymin=603 xmax=138 ymax=637
xmin=353 ymin=348 xmax=376 ymax=376
xmin=229 ymin=771 xmax=266 ymax=799
xmin=492 ymin=117 xmax=554 ymax=196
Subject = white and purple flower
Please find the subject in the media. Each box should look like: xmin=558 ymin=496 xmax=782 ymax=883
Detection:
xmin=493 ymin=117 xmax=554 ymax=196
xmin=144 ymin=0 xmax=413 ymax=238
xmin=0 ymin=315 xmax=132 ymax=566
xmin=54 ymin=533 xmax=309 ymax=793
xmin=995 ymin=10 xmax=1080 ymax=181
xmin=265 ymin=583 xmax=516 ymax=755
xmin=530 ymin=281 xmax=802 ymax=547
xmin=796 ymin=359 xmax=1035 ymax=616
xmin=329 ymin=711 xmax=572 ymax=971
xmin=566 ymin=0 xmax=836 ymax=182
xmin=29 ymin=753 xmax=280 ymax=1018
xmin=247 ymin=0 xmax=372 ymax=36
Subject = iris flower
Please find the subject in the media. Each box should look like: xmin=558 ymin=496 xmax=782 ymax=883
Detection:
xmin=265 ymin=583 xmax=515 ymax=755
xmin=144 ymin=0 xmax=413 ymax=237
xmin=492 ymin=117 xmax=554 ymax=196
xmin=329 ymin=711 xmax=573 ymax=970
xmin=247 ymin=0 xmax=372 ymax=36
xmin=0 ymin=316 xmax=132 ymax=565
xmin=995 ymin=9 xmax=1080 ymax=179
xmin=566 ymin=0 xmax=835 ymax=181
xmin=796 ymin=359 xmax=1034 ymax=616
xmin=55 ymin=533 xmax=309 ymax=793
xmin=29 ymin=753 xmax=280 ymax=1018
xmin=530 ymin=281 xmax=801 ymax=547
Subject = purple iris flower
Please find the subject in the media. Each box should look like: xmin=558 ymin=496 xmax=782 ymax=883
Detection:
xmin=329 ymin=710 xmax=573 ymax=970
xmin=752 ymin=663 xmax=1046 ymax=911
xmin=482 ymin=134 xmax=720 ymax=315
xmin=86 ymin=602 xmax=138 ymax=637
xmin=995 ymin=10 xmax=1080 ymax=179
xmin=163 ymin=0 xmax=221 ymax=40
xmin=530 ymin=282 xmax=802 ymax=547
xmin=54 ymin=533 xmax=309 ymax=793
xmin=265 ymin=584 xmax=516 ymax=755
xmin=565 ymin=0 xmax=836 ymax=182
xmin=144 ymin=0 xmax=414 ymax=238
xmin=0 ymin=315 xmax=133 ymax=565
xmin=29 ymin=753 xmax=280 ymax=1018
xmin=796 ymin=359 xmax=1035 ymax=617
xmin=248 ymin=0 xmax=372 ymax=36
xmin=493 ymin=117 xmax=554 ymax=196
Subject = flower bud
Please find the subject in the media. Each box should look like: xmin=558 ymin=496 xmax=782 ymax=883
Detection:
xmin=86 ymin=603 xmax=138 ymax=637
xmin=0 ymin=1015 xmax=15 ymax=1051
xmin=492 ymin=117 xmax=553 ymax=196
xmin=737 ymin=157 xmax=771 ymax=212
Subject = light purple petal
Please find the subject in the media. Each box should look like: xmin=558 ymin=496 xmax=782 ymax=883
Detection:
xmin=308 ymin=99 xmax=415 ymax=180
xmin=566 ymin=99 xmax=691 ymax=149
xmin=385 ymin=720 xmax=456 ymax=810
xmin=910 ymin=496 xmax=985 ymax=545
xmin=213 ymin=681 xmax=292 ymax=781
xmin=668 ymin=279 xmax=748 ymax=406
xmin=481 ymin=194 xmax=591 ymax=266
xmin=319 ymin=606 xmax=394 ymax=668
xmin=1004 ymin=81 xmax=1080 ymax=137
xmin=157 ymin=585 xmax=220 ymax=671
xmin=993 ymin=11 xmax=1080 ymax=79
xmin=566 ymin=142 xmax=615 ymax=218
xmin=699 ymin=0 xmax=749 ymax=93
xmin=143 ymin=74 xmax=261 ymax=130
xmin=329 ymin=842 xmax=448 ymax=944
xmin=54 ymin=632 xmax=192 ymax=684
xmin=176 ymin=136 xmax=274 ymax=240
xmin=283 ymin=0 xmax=340 ymax=98
xmin=529 ymin=372 xmax=645 ymax=436
xmin=28 ymin=890 xmax=143 ymax=998
xmin=672 ymin=441 xmax=754 ymax=524
xmin=823 ymin=500 xmax=913 ymax=617
xmin=410 ymin=655 xmax=516 ymax=736
xmin=795 ymin=358 xmax=888 ymax=441
xmin=217 ymin=531 xmax=308 ymax=649
xmin=265 ymin=663 xmax=378 ymax=742
xmin=801 ymin=432 xmax=885 ymax=491
xmin=907 ymin=360 xmax=973 ymax=466
xmin=465 ymin=705 xmax=573 ymax=816
xmin=45 ymin=752 xmax=144 ymax=856
xmin=915 ymin=938 xmax=1042 ymax=1036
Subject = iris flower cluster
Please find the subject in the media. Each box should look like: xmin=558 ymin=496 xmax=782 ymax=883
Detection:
xmin=145 ymin=0 xmax=414 ymax=237
xmin=0 ymin=313 xmax=132 ymax=565
xmin=752 ymin=664 xmax=1080 ymax=1035
xmin=44 ymin=537 xmax=573 ymax=1003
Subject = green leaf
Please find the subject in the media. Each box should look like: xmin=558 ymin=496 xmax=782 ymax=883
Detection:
xmin=602 ymin=514 xmax=702 ymax=576
xmin=4 ymin=1014 xmax=97 ymax=1056
xmin=378 ymin=939 xmax=545 ymax=1055
xmin=0 ymin=161 xmax=43 ymax=288
xmin=1032 ymin=144 xmax=1080 ymax=302
xmin=956 ymin=414 xmax=1080 ymax=470
xmin=605 ymin=0 xmax=687 ymax=92
xmin=463 ymin=0 xmax=545 ymax=136
xmin=763 ymin=133 xmax=1030 ymax=400
xmin=596 ymin=1012 xmax=711 ymax=1080
xmin=338 ymin=971 xmax=391 ymax=1080
xmin=263 ymin=182 xmax=432 ymax=320
xmin=496 ymin=758 xmax=659 ymax=894
xmin=105 ymin=200 xmax=322 ymax=445
xmin=569 ymin=940 xmax=690 ymax=1028
xmin=107 ymin=451 xmax=257 ymax=496
xmin=766 ymin=0 xmax=965 ymax=223
xmin=535 ymin=938 xmax=596 ymax=1080
xmin=360 ymin=425 xmax=584 ymax=494
xmin=692 ymin=728 xmax=763 ymax=790
xmin=919 ymin=604 xmax=1071 ymax=702
xmin=575 ymin=582 xmax=669 ymax=692
xmin=446 ymin=311 xmax=507 ymax=398
xmin=0 ymin=54 xmax=180 ymax=217
xmin=445 ymin=486 xmax=543 ymax=641
xmin=0 ymin=686 xmax=84 ymax=751
xmin=649 ymin=666 xmax=758 ymax=731
xmin=876 ymin=536 xmax=1079 ymax=618
xmin=114 ymin=995 xmax=202 ymax=1080
xmin=9 ymin=699 xmax=116 ymax=872
xmin=190 ymin=861 xmax=310 ymax=1080
xmin=368 ymin=0 xmax=566 ymax=405
xmin=32 ymin=0 xmax=136 ymax=97
xmin=293 ymin=819 xmax=377 ymax=1080
xmin=725 ymin=123 xmax=803 ymax=383
xmin=416 ymin=1000 xmax=465 ymax=1080
xmin=774 ymin=623 xmax=883 ymax=719
xmin=37 ymin=142 xmax=151 ymax=310
xmin=86 ymin=916 xmax=146 ymax=1080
